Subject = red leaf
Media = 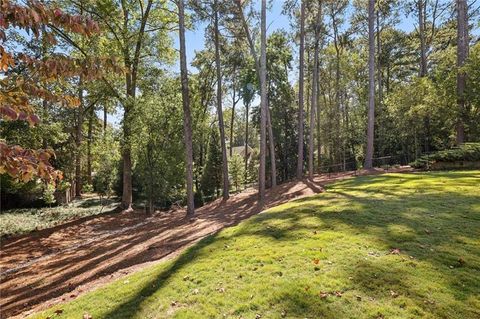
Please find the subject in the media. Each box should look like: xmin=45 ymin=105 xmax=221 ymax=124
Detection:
xmin=0 ymin=106 xmax=18 ymax=120
xmin=54 ymin=8 xmax=63 ymax=17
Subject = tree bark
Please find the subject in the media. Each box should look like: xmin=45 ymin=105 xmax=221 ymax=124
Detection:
xmin=296 ymin=0 xmax=305 ymax=179
xmin=309 ymin=2 xmax=321 ymax=179
xmin=214 ymin=0 xmax=230 ymax=200
xmin=365 ymin=0 xmax=375 ymax=169
xmin=456 ymin=0 xmax=468 ymax=144
xmin=258 ymin=0 xmax=267 ymax=199
xmin=179 ymin=0 xmax=195 ymax=216
xmin=75 ymin=75 xmax=83 ymax=198
xmin=229 ymin=71 xmax=237 ymax=157
xmin=317 ymin=76 xmax=321 ymax=171
xmin=103 ymin=105 xmax=107 ymax=135
xmin=87 ymin=103 xmax=94 ymax=185
xmin=266 ymin=104 xmax=276 ymax=187
xmin=120 ymin=0 xmax=152 ymax=210
xmin=235 ymin=0 xmax=267 ymax=200
xmin=418 ymin=0 xmax=427 ymax=77
xmin=121 ymin=107 xmax=133 ymax=209
xmin=377 ymin=11 xmax=383 ymax=103
xmin=244 ymin=102 xmax=249 ymax=183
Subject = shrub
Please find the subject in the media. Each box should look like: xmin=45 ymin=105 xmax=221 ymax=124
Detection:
xmin=410 ymin=143 xmax=480 ymax=169
xmin=42 ymin=183 xmax=56 ymax=206
xmin=82 ymin=183 xmax=94 ymax=193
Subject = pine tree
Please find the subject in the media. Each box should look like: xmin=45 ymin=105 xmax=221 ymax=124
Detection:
xmin=200 ymin=129 xmax=223 ymax=200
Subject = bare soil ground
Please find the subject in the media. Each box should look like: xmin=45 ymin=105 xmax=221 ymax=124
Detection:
xmin=0 ymin=168 xmax=411 ymax=318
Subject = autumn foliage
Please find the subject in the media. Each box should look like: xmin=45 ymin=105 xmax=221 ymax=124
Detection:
xmin=0 ymin=0 xmax=102 ymax=184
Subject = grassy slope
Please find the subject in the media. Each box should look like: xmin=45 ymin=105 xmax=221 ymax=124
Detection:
xmin=0 ymin=197 xmax=118 ymax=237
xmin=32 ymin=171 xmax=480 ymax=319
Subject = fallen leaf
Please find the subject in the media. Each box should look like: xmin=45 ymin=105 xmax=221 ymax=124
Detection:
xmin=313 ymin=258 xmax=320 ymax=265
xmin=458 ymin=257 xmax=465 ymax=266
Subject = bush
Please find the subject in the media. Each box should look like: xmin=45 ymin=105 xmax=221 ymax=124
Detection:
xmin=410 ymin=143 xmax=480 ymax=169
xmin=82 ymin=183 xmax=94 ymax=193
xmin=42 ymin=183 xmax=56 ymax=206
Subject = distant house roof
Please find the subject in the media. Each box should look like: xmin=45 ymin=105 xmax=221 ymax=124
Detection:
xmin=230 ymin=144 xmax=253 ymax=158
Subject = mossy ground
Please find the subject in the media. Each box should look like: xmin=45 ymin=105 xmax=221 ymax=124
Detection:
xmin=31 ymin=171 xmax=480 ymax=319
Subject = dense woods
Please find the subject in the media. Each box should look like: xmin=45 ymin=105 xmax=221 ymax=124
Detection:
xmin=1 ymin=0 xmax=479 ymax=213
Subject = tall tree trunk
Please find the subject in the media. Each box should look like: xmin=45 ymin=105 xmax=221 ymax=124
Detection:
xmin=121 ymin=106 xmax=133 ymax=209
xmin=120 ymin=0 xmax=152 ymax=211
xmin=103 ymin=104 xmax=107 ymax=135
xmin=332 ymin=12 xmax=342 ymax=165
xmin=418 ymin=0 xmax=430 ymax=152
xmin=179 ymin=0 xmax=195 ymax=216
xmin=456 ymin=0 xmax=468 ymax=144
xmin=296 ymin=0 xmax=305 ymax=179
xmin=235 ymin=0 xmax=268 ymax=199
xmin=87 ymin=104 xmax=94 ymax=185
xmin=266 ymin=104 xmax=276 ymax=187
xmin=229 ymin=72 xmax=237 ymax=157
xmin=418 ymin=0 xmax=427 ymax=77
xmin=75 ymin=75 xmax=83 ymax=198
xmin=258 ymin=0 xmax=267 ymax=199
xmin=244 ymin=102 xmax=249 ymax=183
xmin=317 ymin=78 xmax=321 ymax=171
xmin=377 ymin=12 xmax=383 ymax=103
xmin=147 ymin=142 xmax=154 ymax=213
xmin=214 ymin=0 xmax=230 ymax=200
xmin=365 ymin=0 xmax=375 ymax=169
xmin=309 ymin=3 xmax=321 ymax=179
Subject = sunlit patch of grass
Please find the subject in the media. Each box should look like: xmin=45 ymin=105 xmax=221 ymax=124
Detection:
xmin=31 ymin=171 xmax=480 ymax=319
xmin=0 ymin=197 xmax=119 ymax=237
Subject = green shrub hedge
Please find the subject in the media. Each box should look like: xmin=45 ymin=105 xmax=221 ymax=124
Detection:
xmin=410 ymin=143 xmax=480 ymax=169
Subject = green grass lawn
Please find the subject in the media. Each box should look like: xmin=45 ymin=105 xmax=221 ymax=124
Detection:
xmin=31 ymin=171 xmax=480 ymax=319
xmin=0 ymin=196 xmax=119 ymax=237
